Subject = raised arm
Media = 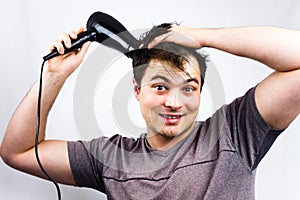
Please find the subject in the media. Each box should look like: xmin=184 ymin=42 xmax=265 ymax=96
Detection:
xmin=0 ymin=27 xmax=90 ymax=185
xmin=149 ymin=26 xmax=300 ymax=129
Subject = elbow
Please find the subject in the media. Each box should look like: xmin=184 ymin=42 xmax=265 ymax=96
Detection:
xmin=0 ymin=145 xmax=19 ymax=168
xmin=0 ymin=146 xmax=12 ymax=166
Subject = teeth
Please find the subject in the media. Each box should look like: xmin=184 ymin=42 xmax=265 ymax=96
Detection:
xmin=163 ymin=115 xmax=181 ymax=119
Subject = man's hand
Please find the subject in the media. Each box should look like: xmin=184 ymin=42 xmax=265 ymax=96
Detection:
xmin=0 ymin=27 xmax=91 ymax=185
xmin=148 ymin=25 xmax=300 ymax=130
xmin=148 ymin=25 xmax=206 ymax=49
xmin=45 ymin=27 xmax=91 ymax=79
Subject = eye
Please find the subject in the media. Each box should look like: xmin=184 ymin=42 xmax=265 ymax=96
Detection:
xmin=154 ymin=85 xmax=167 ymax=91
xmin=183 ymin=86 xmax=195 ymax=93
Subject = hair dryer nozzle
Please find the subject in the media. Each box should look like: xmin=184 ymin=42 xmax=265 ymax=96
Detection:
xmin=87 ymin=11 xmax=140 ymax=50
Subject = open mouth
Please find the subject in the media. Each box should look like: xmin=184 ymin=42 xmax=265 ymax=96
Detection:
xmin=159 ymin=114 xmax=184 ymax=119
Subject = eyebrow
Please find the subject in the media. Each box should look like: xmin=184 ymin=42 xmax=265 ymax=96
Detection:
xmin=150 ymin=75 xmax=171 ymax=83
xmin=186 ymin=78 xmax=200 ymax=85
xmin=150 ymin=75 xmax=199 ymax=85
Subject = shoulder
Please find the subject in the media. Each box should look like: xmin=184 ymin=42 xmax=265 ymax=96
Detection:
xmin=72 ymin=134 xmax=146 ymax=153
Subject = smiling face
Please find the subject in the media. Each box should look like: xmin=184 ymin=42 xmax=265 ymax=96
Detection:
xmin=134 ymin=56 xmax=201 ymax=149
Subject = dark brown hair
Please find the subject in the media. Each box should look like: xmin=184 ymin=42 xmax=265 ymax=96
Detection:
xmin=128 ymin=23 xmax=207 ymax=91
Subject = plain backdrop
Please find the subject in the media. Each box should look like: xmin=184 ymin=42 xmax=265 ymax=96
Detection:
xmin=0 ymin=0 xmax=299 ymax=199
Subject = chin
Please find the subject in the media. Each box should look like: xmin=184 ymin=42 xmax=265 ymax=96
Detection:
xmin=160 ymin=128 xmax=184 ymax=138
xmin=164 ymin=122 xmax=195 ymax=138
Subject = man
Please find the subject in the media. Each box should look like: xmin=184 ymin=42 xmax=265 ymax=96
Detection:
xmin=0 ymin=23 xmax=299 ymax=199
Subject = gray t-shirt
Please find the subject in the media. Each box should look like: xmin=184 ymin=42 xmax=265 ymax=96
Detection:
xmin=68 ymin=87 xmax=283 ymax=199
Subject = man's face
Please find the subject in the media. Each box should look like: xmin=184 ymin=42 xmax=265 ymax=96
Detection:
xmin=134 ymin=56 xmax=201 ymax=141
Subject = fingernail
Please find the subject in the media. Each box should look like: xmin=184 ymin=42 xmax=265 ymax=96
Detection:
xmin=138 ymin=43 xmax=144 ymax=49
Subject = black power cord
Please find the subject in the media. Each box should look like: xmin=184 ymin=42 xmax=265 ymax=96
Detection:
xmin=34 ymin=12 xmax=139 ymax=200
xmin=35 ymin=59 xmax=62 ymax=200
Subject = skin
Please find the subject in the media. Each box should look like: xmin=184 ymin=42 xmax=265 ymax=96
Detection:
xmin=149 ymin=26 xmax=300 ymax=130
xmin=133 ymin=58 xmax=201 ymax=150
xmin=0 ymin=25 xmax=299 ymax=187
xmin=0 ymin=27 xmax=89 ymax=185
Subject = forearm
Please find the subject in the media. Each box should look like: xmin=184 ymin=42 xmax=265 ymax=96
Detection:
xmin=201 ymin=26 xmax=300 ymax=71
xmin=0 ymin=72 xmax=66 ymax=161
xmin=149 ymin=24 xmax=300 ymax=130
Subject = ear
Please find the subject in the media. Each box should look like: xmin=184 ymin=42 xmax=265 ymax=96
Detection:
xmin=132 ymin=78 xmax=140 ymax=101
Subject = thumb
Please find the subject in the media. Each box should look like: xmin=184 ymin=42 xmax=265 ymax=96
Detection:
xmin=77 ymin=41 xmax=91 ymax=59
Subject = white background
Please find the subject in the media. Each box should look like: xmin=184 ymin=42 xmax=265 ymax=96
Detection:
xmin=0 ymin=0 xmax=299 ymax=199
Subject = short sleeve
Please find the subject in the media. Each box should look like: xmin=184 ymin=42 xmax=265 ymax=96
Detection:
xmin=225 ymin=86 xmax=284 ymax=170
xmin=67 ymin=140 xmax=106 ymax=192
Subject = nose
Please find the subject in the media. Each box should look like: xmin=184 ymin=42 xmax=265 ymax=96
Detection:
xmin=164 ymin=91 xmax=182 ymax=109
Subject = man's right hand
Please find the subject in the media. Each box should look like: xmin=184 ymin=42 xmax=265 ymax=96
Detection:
xmin=45 ymin=27 xmax=91 ymax=79
xmin=0 ymin=27 xmax=91 ymax=185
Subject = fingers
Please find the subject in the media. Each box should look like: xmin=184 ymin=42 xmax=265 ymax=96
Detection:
xmin=147 ymin=33 xmax=170 ymax=49
xmin=45 ymin=26 xmax=90 ymax=77
xmin=48 ymin=26 xmax=85 ymax=55
xmin=147 ymin=25 xmax=176 ymax=49
xmin=147 ymin=25 xmax=201 ymax=49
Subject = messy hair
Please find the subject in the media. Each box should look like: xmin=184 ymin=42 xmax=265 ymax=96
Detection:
xmin=128 ymin=23 xmax=207 ymax=91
